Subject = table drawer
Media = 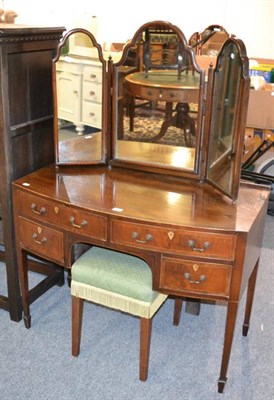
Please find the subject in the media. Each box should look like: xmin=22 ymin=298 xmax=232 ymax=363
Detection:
xmin=111 ymin=220 xmax=236 ymax=261
xmin=160 ymin=257 xmax=232 ymax=297
xmin=126 ymin=81 xmax=199 ymax=103
xmin=16 ymin=191 xmax=107 ymax=241
xmin=18 ymin=217 xmax=64 ymax=263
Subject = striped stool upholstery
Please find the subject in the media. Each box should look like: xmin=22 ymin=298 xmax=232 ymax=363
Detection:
xmin=71 ymin=246 xmax=168 ymax=381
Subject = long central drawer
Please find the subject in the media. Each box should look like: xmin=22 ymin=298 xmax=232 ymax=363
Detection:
xmin=111 ymin=220 xmax=236 ymax=261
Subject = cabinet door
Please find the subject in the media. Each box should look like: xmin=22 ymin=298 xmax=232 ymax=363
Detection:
xmin=56 ymin=70 xmax=82 ymax=125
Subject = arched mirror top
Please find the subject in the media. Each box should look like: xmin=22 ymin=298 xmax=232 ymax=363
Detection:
xmin=110 ymin=20 xmax=207 ymax=179
xmin=118 ymin=21 xmax=202 ymax=71
xmin=53 ymin=28 xmax=107 ymax=166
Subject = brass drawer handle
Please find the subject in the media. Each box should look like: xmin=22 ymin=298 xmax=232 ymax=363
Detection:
xmin=89 ymin=112 xmax=95 ymax=117
xmin=32 ymin=233 xmax=47 ymax=245
xmin=187 ymin=240 xmax=210 ymax=252
xmin=184 ymin=272 xmax=207 ymax=285
xmin=132 ymin=231 xmax=153 ymax=244
xmin=90 ymin=74 xmax=96 ymax=79
xmin=31 ymin=203 xmax=46 ymax=215
xmin=89 ymin=91 xmax=95 ymax=96
xmin=69 ymin=216 xmax=88 ymax=229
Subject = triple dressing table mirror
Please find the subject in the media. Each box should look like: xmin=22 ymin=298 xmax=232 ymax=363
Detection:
xmin=12 ymin=20 xmax=270 ymax=394
xmin=53 ymin=21 xmax=250 ymax=201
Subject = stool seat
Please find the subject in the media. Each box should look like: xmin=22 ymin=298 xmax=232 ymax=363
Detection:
xmin=71 ymin=246 xmax=169 ymax=381
xmin=71 ymin=246 xmax=167 ymax=318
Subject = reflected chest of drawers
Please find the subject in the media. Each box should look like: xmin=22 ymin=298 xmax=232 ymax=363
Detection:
xmin=56 ymin=57 xmax=102 ymax=134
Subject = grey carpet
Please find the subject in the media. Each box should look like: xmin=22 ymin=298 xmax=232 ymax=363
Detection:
xmin=0 ymin=215 xmax=273 ymax=400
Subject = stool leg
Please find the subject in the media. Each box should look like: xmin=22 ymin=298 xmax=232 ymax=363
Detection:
xmin=139 ymin=317 xmax=152 ymax=381
xmin=72 ymin=295 xmax=84 ymax=357
xmin=173 ymin=297 xmax=183 ymax=326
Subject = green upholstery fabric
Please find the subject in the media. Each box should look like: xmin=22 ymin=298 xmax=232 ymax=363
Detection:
xmin=71 ymin=246 xmax=158 ymax=303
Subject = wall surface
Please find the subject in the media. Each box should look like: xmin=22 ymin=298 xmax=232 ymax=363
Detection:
xmin=3 ymin=0 xmax=274 ymax=59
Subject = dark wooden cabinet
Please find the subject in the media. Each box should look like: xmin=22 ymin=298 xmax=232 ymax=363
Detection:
xmin=0 ymin=24 xmax=65 ymax=321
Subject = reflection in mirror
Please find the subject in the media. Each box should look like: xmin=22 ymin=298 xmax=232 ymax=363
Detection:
xmin=54 ymin=29 xmax=105 ymax=165
xmin=111 ymin=21 xmax=205 ymax=174
xmin=207 ymin=38 xmax=249 ymax=200
xmin=189 ymin=25 xmax=229 ymax=56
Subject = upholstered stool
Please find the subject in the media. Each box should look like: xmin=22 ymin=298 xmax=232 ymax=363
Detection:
xmin=71 ymin=246 xmax=168 ymax=381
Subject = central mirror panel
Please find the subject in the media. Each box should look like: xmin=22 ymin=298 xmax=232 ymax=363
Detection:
xmin=111 ymin=21 xmax=206 ymax=176
xmin=53 ymin=29 xmax=106 ymax=165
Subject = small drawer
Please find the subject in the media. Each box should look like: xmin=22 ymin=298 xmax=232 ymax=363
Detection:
xmin=82 ymin=82 xmax=102 ymax=103
xmin=16 ymin=191 xmax=62 ymax=223
xmin=82 ymin=101 xmax=102 ymax=128
xmin=83 ymin=65 xmax=102 ymax=83
xmin=160 ymin=257 xmax=232 ymax=297
xmin=111 ymin=220 xmax=236 ymax=261
xmin=16 ymin=191 xmax=107 ymax=242
xmin=59 ymin=207 xmax=107 ymax=241
xmin=19 ymin=217 xmax=64 ymax=263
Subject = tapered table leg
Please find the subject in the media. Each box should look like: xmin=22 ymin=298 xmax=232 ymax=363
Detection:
xmin=242 ymin=260 xmax=259 ymax=336
xmin=218 ymin=301 xmax=239 ymax=393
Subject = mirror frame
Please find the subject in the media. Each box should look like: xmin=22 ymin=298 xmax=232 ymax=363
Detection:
xmin=204 ymin=36 xmax=250 ymax=200
xmin=52 ymin=28 xmax=108 ymax=166
xmin=109 ymin=20 xmax=207 ymax=181
xmin=51 ymin=22 xmax=251 ymax=202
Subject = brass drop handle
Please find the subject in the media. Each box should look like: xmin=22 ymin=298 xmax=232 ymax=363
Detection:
xmin=132 ymin=232 xmax=153 ymax=244
xmin=187 ymin=240 xmax=210 ymax=252
xmin=89 ymin=91 xmax=95 ymax=96
xmin=90 ymin=74 xmax=96 ymax=79
xmin=184 ymin=272 xmax=207 ymax=285
xmin=32 ymin=233 xmax=47 ymax=245
xmin=69 ymin=216 xmax=88 ymax=229
xmin=31 ymin=203 xmax=46 ymax=215
xmin=89 ymin=112 xmax=95 ymax=116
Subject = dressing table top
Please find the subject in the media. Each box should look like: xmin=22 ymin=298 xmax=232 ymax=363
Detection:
xmin=13 ymin=164 xmax=269 ymax=233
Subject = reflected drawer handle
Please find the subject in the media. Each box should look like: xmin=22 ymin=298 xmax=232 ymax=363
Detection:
xmin=184 ymin=272 xmax=207 ymax=285
xmin=69 ymin=216 xmax=88 ymax=229
xmin=187 ymin=240 xmax=210 ymax=252
xmin=89 ymin=91 xmax=95 ymax=96
xmin=32 ymin=233 xmax=47 ymax=245
xmin=31 ymin=203 xmax=46 ymax=215
xmin=90 ymin=74 xmax=96 ymax=79
xmin=132 ymin=231 xmax=153 ymax=244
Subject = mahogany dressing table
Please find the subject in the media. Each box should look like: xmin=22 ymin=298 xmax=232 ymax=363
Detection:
xmin=11 ymin=22 xmax=270 ymax=394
